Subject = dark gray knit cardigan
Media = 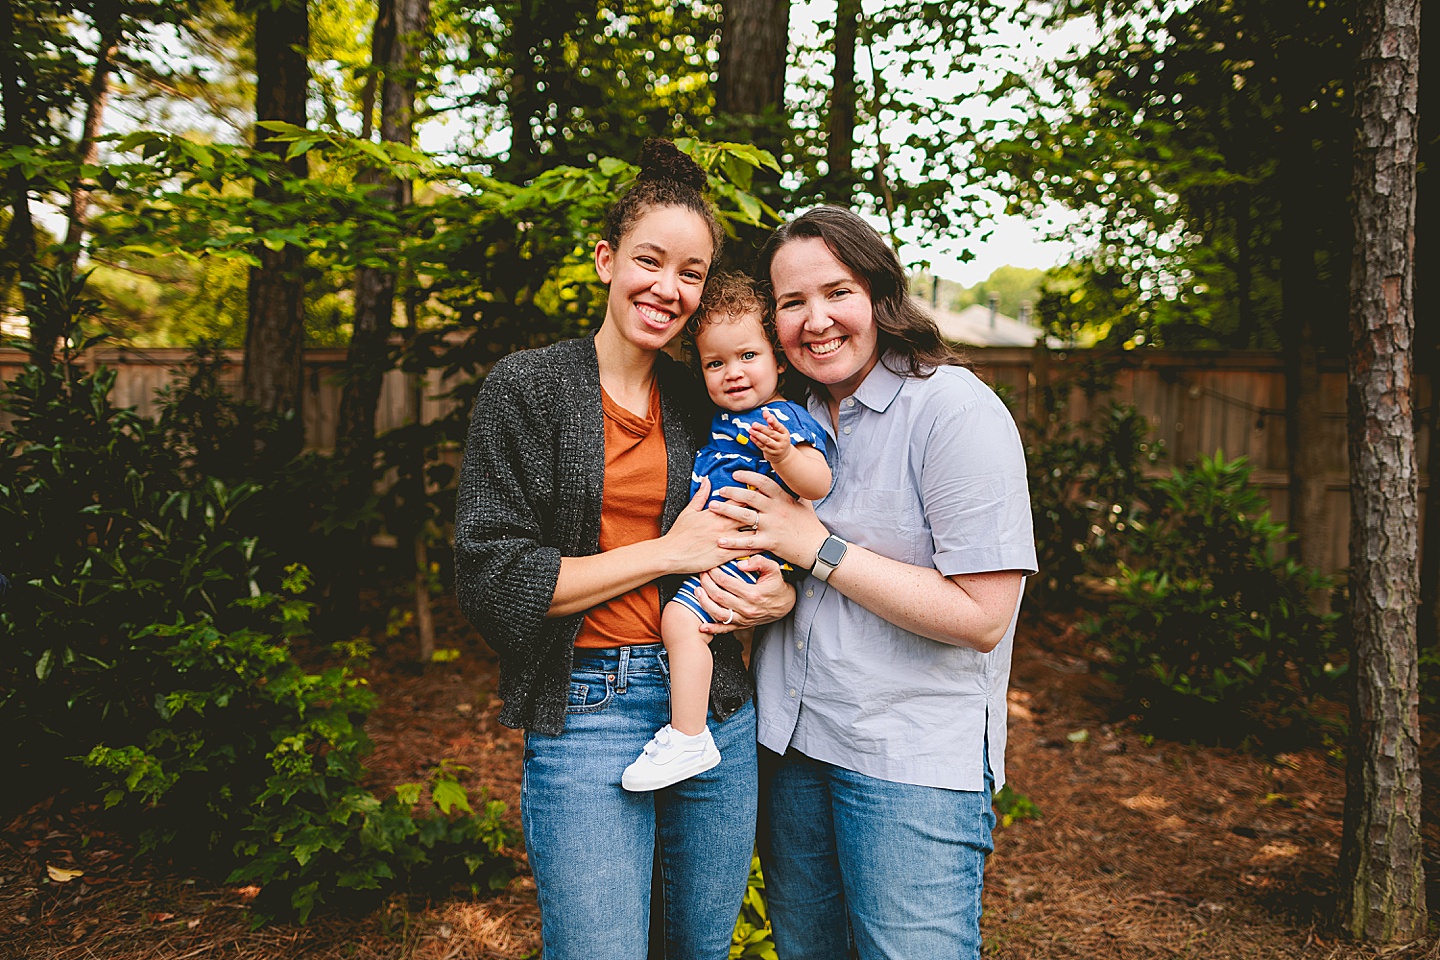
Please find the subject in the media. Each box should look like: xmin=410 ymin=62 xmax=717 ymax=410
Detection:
xmin=454 ymin=336 xmax=754 ymax=735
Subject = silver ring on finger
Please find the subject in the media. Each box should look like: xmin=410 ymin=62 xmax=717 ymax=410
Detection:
xmin=723 ymin=608 xmax=736 ymax=625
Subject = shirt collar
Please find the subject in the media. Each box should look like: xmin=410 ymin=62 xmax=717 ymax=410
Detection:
xmin=850 ymin=354 xmax=907 ymax=413
xmin=806 ymin=353 xmax=908 ymax=428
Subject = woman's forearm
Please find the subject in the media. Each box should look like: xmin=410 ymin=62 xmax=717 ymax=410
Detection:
xmin=823 ymin=546 xmax=1023 ymax=652
xmin=548 ymin=539 xmax=676 ymax=617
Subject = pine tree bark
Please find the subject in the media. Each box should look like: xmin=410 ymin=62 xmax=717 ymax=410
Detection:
xmin=1340 ymin=0 xmax=1426 ymax=942
xmin=716 ymin=0 xmax=789 ymax=121
xmin=1414 ymin=0 xmax=1439 ymax=650
xmin=243 ymin=0 xmax=310 ymax=427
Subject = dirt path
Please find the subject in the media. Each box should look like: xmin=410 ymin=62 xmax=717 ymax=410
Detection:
xmin=2 ymin=599 xmax=1435 ymax=959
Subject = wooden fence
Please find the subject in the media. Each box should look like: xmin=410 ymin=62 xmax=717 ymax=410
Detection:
xmin=2 ymin=344 xmax=1426 ymax=575
xmin=0 ymin=345 xmax=466 ymax=446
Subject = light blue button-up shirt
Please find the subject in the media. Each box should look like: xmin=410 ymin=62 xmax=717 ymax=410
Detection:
xmin=753 ymin=358 xmax=1037 ymax=791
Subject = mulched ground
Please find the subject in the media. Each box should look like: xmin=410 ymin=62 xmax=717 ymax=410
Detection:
xmin=2 ymin=594 xmax=1436 ymax=959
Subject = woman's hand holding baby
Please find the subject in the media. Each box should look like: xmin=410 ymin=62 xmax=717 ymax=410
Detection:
xmin=662 ymin=478 xmax=752 ymax=573
xmin=714 ymin=470 xmax=831 ymax=569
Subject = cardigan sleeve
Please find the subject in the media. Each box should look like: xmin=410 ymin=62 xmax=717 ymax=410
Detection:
xmin=453 ymin=354 xmax=567 ymax=666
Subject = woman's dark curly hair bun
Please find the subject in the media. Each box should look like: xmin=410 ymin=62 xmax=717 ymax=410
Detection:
xmin=604 ymin=138 xmax=723 ymax=257
xmin=636 ymin=138 xmax=708 ymax=192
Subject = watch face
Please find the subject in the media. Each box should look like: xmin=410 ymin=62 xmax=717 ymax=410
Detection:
xmin=817 ymin=537 xmax=846 ymax=566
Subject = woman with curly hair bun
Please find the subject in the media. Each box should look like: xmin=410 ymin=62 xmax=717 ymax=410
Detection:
xmin=453 ymin=140 xmax=794 ymax=960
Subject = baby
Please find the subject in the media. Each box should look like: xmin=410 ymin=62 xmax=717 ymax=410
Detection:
xmin=623 ymin=273 xmax=834 ymax=792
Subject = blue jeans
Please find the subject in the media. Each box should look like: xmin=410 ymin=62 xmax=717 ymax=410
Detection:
xmin=521 ymin=644 xmax=757 ymax=960
xmin=758 ymin=746 xmax=996 ymax=960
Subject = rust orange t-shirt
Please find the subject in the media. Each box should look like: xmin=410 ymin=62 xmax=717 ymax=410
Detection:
xmin=573 ymin=382 xmax=668 ymax=649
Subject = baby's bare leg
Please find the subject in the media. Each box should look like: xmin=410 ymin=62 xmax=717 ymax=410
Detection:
xmin=661 ymin=601 xmax=714 ymax=736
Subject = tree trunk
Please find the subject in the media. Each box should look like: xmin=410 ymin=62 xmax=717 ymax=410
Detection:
xmin=338 ymin=0 xmax=427 ymax=458
xmin=823 ymin=0 xmax=859 ymax=204
xmin=1277 ymin=42 xmax=1333 ymax=580
xmin=1414 ymin=0 xmax=1439 ymax=650
xmin=1340 ymin=0 xmax=1426 ymax=942
xmin=506 ymin=0 xmax=539 ymax=178
xmin=327 ymin=0 xmax=428 ymax=632
xmin=716 ymin=0 xmax=790 ymax=121
xmin=0 ymin=0 xmax=37 ymax=328
xmin=243 ymin=0 xmax=309 ymax=429
xmin=715 ymin=0 xmax=791 ymax=267
xmin=63 ymin=6 xmax=121 ymax=262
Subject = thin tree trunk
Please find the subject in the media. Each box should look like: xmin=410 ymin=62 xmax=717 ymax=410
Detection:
xmin=329 ymin=0 xmax=428 ymax=631
xmin=401 ymin=285 xmax=434 ymax=663
xmin=824 ymin=0 xmax=859 ymax=204
xmin=506 ymin=0 xmax=539 ymax=178
xmin=1 ymin=0 xmax=37 ymax=333
xmin=243 ymin=0 xmax=309 ymax=430
xmin=64 ymin=6 xmax=121 ymax=261
xmin=1277 ymin=47 xmax=1332 ymax=579
xmin=337 ymin=0 xmax=426 ymax=459
xmin=1340 ymin=0 xmax=1426 ymax=941
xmin=358 ymin=0 xmax=396 ymax=143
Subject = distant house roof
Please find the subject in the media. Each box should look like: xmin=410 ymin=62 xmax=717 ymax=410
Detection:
xmin=929 ymin=301 xmax=1050 ymax=348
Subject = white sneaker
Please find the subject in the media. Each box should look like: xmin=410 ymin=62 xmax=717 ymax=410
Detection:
xmin=622 ymin=724 xmax=721 ymax=791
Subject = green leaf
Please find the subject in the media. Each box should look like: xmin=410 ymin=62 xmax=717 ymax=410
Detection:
xmin=431 ymin=779 xmax=473 ymax=816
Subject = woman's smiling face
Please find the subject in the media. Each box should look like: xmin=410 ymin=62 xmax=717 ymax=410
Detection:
xmin=769 ymin=237 xmax=880 ymax=401
xmin=595 ymin=204 xmax=714 ymax=353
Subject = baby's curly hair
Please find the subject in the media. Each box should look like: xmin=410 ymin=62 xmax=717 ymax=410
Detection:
xmin=685 ymin=271 xmax=780 ymax=356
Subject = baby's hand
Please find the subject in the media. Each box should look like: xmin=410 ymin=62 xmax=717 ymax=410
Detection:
xmin=749 ymin=410 xmax=793 ymax=463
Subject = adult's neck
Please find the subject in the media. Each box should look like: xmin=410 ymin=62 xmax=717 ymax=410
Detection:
xmin=594 ymin=322 xmax=660 ymax=415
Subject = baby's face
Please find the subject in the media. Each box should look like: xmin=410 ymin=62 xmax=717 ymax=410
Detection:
xmin=695 ymin=311 xmax=786 ymax=412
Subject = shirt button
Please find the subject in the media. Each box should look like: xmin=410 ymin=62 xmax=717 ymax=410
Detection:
xmin=788 ymin=688 xmax=797 ymax=698
xmin=805 ymin=588 xmax=814 ymax=597
xmin=843 ymin=426 xmax=852 ymax=435
xmin=796 ymin=641 xmax=804 ymax=651
xmin=845 ymin=398 xmax=856 ymax=407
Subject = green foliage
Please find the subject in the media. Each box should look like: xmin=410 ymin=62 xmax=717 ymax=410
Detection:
xmin=731 ymin=854 xmax=777 ymax=960
xmin=0 ymin=296 xmax=515 ymax=922
xmin=1090 ymin=453 xmax=1343 ymax=742
xmin=0 ymin=285 xmax=266 ymax=778
xmin=993 ymin=784 xmax=1041 ymax=828
xmin=969 ymin=0 xmax=1356 ymax=352
xmin=1025 ymin=359 xmax=1164 ymax=603
xmin=442 ymin=0 xmax=721 ymax=178
xmin=945 ymin=265 xmax=1045 ymax=319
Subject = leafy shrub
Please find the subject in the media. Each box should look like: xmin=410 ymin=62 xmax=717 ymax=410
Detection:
xmin=0 ymin=270 xmax=515 ymax=921
xmin=0 ymin=358 xmax=264 ymax=781
xmin=1091 ymin=453 xmax=1343 ymax=742
xmin=731 ymin=854 xmax=776 ymax=960
xmin=993 ymin=784 xmax=1042 ymax=828
xmin=1027 ymin=399 xmax=1163 ymax=602
xmin=85 ymin=569 xmax=513 ymax=922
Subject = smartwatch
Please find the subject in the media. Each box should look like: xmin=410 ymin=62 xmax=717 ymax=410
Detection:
xmin=811 ymin=535 xmax=849 ymax=583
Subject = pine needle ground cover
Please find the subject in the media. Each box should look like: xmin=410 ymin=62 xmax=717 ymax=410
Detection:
xmin=2 ymin=594 xmax=1437 ymax=960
